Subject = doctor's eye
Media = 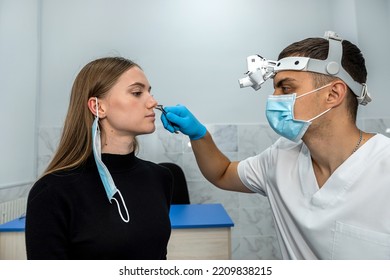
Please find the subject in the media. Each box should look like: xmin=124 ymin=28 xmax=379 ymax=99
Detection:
xmin=281 ymin=86 xmax=292 ymax=93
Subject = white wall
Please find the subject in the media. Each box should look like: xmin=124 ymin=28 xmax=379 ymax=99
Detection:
xmin=354 ymin=0 xmax=390 ymax=119
xmin=38 ymin=0 xmax=390 ymax=127
xmin=38 ymin=0 xmax=336 ymax=126
xmin=0 ymin=0 xmax=39 ymax=199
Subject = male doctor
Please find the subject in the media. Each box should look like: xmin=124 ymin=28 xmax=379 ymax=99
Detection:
xmin=161 ymin=31 xmax=390 ymax=259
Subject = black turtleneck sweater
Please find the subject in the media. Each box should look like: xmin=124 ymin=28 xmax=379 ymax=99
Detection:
xmin=26 ymin=152 xmax=173 ymax=260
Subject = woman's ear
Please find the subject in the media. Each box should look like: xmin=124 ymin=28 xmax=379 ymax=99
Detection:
xmin=87 ymin=97 xmax=106 ymax=118
xmin=327 ymin=80 xmax=348 ymax=106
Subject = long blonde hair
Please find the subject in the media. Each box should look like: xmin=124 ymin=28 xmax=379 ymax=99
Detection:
xmin=43 ymin=57 xmax=140 ymax=176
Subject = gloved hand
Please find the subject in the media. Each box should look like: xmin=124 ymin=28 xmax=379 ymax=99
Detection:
xmin=161 ymin=105 xmax=207 ymax=140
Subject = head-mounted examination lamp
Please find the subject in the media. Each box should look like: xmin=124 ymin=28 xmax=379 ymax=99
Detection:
xmin=238 ymin=31 xmax=371 ymax=105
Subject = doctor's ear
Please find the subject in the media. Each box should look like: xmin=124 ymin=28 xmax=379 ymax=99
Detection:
xmin=87 ymin=97 xmax=106 ymax=118
xmin=327 ymin=81 xmax=348 ymax=106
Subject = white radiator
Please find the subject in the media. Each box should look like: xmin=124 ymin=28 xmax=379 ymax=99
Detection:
xmin=0 ymin=197 xmax=27 ymax=224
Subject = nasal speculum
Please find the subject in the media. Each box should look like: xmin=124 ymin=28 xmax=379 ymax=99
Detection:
xmin=155 ymin=105 xmax=178 ymax=134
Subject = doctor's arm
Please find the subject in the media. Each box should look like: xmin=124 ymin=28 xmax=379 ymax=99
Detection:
xmin=161 ymin=105 xmax=253 ymax=193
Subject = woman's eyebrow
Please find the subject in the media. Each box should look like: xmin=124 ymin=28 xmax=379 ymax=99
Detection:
xmin=128 ymin=82 xmax=152 ymax=92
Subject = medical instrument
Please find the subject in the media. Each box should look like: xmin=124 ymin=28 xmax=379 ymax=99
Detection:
xmin=238 ymin=55 xmax=277 ymax=90
xmin=156 ymin=105 xmax=179 ymax=134
xmin=238 ymin=31 xmax=371 ymax=105
xmin=160 ymin=105 xmax=207 ymax=140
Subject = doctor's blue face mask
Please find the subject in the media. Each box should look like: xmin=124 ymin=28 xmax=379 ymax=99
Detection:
xmin=265 ymin=84 xmax=332 ymax=142
xmin=92 ymin=97 xmax=130 ymax=223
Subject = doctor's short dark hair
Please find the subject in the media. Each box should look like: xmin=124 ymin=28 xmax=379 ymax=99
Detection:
xmin=278 ymin=37 xmax=367 ymax=121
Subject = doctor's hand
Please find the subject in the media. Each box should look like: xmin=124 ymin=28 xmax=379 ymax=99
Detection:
xmin=161 ymin=105 xmax=207 ymax=140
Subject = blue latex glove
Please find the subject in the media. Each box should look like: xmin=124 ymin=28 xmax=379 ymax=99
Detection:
xmin=161 ymin=105 xmax=207 ymax=140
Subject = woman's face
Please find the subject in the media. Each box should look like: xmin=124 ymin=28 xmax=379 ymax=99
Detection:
xmin=99 ymin=66 xmax=158 ymax=138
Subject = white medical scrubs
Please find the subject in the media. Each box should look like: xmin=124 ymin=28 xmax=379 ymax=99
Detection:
xmin=238 ymin=134 xmax=390 ymax=259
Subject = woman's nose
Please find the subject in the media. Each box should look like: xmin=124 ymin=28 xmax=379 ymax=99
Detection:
xmin=148 ymin=94 xmax=158 ymax=107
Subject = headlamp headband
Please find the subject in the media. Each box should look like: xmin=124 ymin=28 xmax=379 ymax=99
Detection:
xmin=238 ymin=31 xmax=371 ymax=105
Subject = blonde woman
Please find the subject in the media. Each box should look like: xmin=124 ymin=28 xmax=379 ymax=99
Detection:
xmin=26 ymin=57 xmax=173 ymax=259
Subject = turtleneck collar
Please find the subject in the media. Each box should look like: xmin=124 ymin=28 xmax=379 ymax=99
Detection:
xmin=99 ymin=152 xmax=138 ymax=173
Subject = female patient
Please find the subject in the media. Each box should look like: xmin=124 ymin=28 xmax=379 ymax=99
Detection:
xmin=26 ymin=57 xmax=172 ymax=259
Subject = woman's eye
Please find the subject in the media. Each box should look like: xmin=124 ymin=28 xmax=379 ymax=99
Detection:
xmin=132 ymin=91 xmax=142 ymax=97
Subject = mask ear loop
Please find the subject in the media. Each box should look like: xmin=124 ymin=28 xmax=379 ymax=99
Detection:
xmin=94 ymin=97 xmax=130 ymax=223
xmin=111 ymin=192 xmax=130 ymax=223
xmin=295 ymin=83 xmax=333 ymax=122
xmin=307 ymin=108 xmax=332 ymax=122
xmin=296 ymin=83 xmax=332 ymax=100
xmin=95 ymin=97 xmax=99 ymax=118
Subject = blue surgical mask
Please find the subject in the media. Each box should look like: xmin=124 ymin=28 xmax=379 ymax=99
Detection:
xmin=265 ymin=84 xmax=332 ymax=142
xmin=92 ymin=98 xmax=130 ymax=223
